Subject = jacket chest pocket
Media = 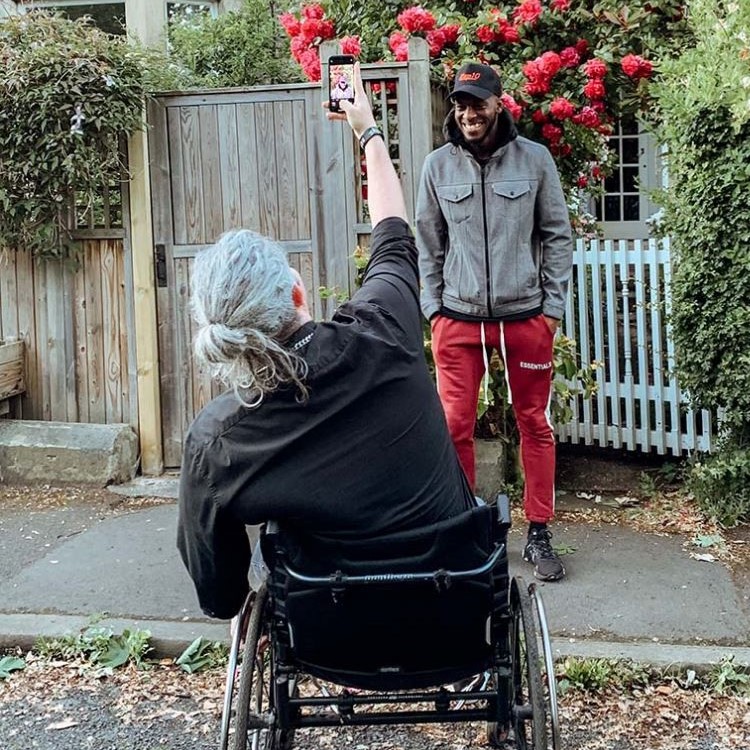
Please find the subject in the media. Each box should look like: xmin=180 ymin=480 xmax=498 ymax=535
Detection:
xmin=491 ymin=181 xmax=534 ymax=221
xmin=437 ymin=184 xmax=474 ymax=225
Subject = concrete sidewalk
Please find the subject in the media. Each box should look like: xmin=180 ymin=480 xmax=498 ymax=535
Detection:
xmin=0 ymin=476 xmax=749 ymax=670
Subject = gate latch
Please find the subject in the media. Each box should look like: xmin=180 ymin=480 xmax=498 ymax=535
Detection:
xmin=154 ymin=244 xmax=167 ymax=288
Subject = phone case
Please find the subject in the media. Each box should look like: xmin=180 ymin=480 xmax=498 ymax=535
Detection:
xmin=328 ymin=55 xmax=355 ymax=112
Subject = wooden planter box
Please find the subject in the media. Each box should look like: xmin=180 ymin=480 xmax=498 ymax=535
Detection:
xmin=0 ymin=339 xmax=26 ymax=406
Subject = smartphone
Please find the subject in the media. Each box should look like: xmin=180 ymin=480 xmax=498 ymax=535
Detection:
xmin=328 ymin=55 xmax=355 ymax=113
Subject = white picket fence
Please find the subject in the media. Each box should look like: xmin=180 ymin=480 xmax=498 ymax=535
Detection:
xmin=555 ymin=237 xmax=715 ymax=455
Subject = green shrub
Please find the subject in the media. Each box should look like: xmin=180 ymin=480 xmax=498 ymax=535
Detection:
xmin=688 ymin=443 xmax=750 ymax=527
xmin=169 ymin=0 xmax=302 ymax=88
xmin=0 ymin=11 xmax=183 ymax=260
xmin=651 ymin=0 xmax=750 ymax=524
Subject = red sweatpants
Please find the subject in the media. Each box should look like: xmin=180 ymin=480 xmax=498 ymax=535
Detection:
xmin=431 ymin=314 xmax=556 ymax=523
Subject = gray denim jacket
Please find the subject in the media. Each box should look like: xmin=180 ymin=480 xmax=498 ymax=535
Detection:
xmin=416 ymin=110 xmax=573 ymax=321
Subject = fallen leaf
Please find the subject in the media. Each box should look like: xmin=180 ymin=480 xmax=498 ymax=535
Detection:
xmin=690 ymin=552 xmax=716 ymax=563
xmin=47 ymin=718 xmax=79 ymax=730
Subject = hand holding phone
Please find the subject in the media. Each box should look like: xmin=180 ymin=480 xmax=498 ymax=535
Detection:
xmin=328 ymin=55 xmax=355 ymax=112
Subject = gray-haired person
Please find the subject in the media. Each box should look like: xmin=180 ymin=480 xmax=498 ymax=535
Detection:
xmin=177 ymin=64 xmax=476 ymax=623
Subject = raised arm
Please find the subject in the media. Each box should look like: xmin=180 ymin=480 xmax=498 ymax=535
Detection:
xmin=325 ymin=63 xmax=407 ymax=228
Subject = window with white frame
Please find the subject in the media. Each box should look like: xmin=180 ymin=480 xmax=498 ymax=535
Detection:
xmin=17 ymin=0 xmax=219 ymax=33
xmin=593 ymin=117 xmax=662 ymax=240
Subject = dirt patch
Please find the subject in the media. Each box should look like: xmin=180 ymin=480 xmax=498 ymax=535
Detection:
xmin=1 ymin=657 xmax=749 ymax=750
xmin=0 ymin=483 xmax=173 ymax=514
xmin=556 ymin=444 xmax=676 ymax=494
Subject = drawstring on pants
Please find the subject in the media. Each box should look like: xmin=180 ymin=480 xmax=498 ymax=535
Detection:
xmin=498 ymin=321 xmax=513 ymax=405
xmin=480 ymin=322 xmax=490 ymax=406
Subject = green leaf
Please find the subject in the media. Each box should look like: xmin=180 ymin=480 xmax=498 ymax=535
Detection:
xmin=0 ymin=656 xmax=26 ymax=679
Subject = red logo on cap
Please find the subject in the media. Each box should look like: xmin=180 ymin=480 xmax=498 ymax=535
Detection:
xmin=459 ymin=72 xmax=482 ymax=81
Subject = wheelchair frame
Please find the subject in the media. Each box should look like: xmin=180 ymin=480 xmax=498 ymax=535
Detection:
xmin=219 ymin=500 xmax=560 ymax=750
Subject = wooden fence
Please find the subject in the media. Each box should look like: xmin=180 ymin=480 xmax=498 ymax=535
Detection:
xmin=0 ymin=238 xmax=137 ymax=426
xmin=557 ymin=237 xmax=714 ymax=454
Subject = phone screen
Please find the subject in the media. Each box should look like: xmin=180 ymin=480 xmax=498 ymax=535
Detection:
xmin=328 ymin=55 xmax=355 ymax=112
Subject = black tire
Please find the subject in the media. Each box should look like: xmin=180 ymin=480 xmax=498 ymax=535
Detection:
xmin=232 ymin=584 xmax=271 ymax=750
xmin=528 ymin=583 xmax=561 ymax=750
xmin=219 ymin=592 xmax=256 ymax=750
xmin=509 ymin=576 xmax=547 ymax=750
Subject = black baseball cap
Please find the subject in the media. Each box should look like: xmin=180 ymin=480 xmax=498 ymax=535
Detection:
xmin=449 ymin=63 xmax=503 ymax=100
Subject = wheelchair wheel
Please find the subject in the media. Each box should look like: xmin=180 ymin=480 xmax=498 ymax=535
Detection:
xmin=219 ymin=591 xmax=256 ymax=750
xmin=508 ymin=576 xmax=546 ymax=750
xmin=529 ymin=583 xmax=561 ymax=750
xmin=229 ymin=584 xmax=294 ymax=750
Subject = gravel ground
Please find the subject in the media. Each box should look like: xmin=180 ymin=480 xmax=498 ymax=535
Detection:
xmin=1 ymin=657 xmax=749 ymax=750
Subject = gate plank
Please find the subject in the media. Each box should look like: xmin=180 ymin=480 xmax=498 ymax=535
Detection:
xmin=218 ymin=104 xmax=242 ymax=231
xmin=237 ymin=102 xmax=261 ymax=232
xmin=199 ymin=105 xmax=224 ymax=243
xmin=255 ymin=101 xmax=280 ymax=239
xmin=180 ymin=106 xmax=206 ymax=245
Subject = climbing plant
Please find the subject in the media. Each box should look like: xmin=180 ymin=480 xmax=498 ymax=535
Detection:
xmin=0 ymin=11 xmax=178 ymax=260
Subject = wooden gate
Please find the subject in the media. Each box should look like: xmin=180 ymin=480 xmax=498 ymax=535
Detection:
xmin=148 ymin=48 xmax=432 ymax=467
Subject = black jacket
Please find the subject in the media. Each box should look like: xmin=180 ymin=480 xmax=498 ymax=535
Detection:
xmin=177 ymin=218 xmax=474 ymax=619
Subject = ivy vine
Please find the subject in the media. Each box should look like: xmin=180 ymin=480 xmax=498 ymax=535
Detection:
xmin=0 ymin=11 xmax=168 ymax=260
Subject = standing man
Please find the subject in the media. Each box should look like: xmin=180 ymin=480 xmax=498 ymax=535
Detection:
xmin=416 ymin=62 xmax=573 ymax=582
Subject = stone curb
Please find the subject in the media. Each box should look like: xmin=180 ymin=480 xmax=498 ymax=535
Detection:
xmin=0 ymin=613 xmax=229 ymax=659
xmin=2 ymin=613 xmax=750 ymax=671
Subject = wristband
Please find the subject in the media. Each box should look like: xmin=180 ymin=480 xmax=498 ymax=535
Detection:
xmin=359 ymin=126 xmax=384 ymax=150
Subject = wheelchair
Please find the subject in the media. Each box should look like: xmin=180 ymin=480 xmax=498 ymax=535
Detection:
xmin=219 ymin=496 xmax=560 ymax=750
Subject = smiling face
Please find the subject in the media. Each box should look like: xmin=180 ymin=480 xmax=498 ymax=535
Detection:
xmin=453 ymin=93 xmax=503 ymax=156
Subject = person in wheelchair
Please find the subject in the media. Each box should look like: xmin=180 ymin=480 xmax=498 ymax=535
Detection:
xmin=177 ymin=63 xmax=477 ymax=623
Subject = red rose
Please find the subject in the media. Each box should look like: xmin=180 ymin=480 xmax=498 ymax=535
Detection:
xmin=524 ymin=79 xmax=551 ymax=96
xmin=278 ymin=12 xmax=300 ymax=38
xmin=299 ymin=48 xmax=321 ymax=81
xmin=551 ymin=143 xmax=572 ymax=157
xmin=290 ymin=36 xmax=307 ymax=61
xmin=426 ymin=28 xmax=445 ymax=56
xmin=340 ymin=36 xmax=361 ymax=57
xmin=440 ymin=24 xmax=461 ymax=46
xmin=591 ymin=165 xmax=603 ymax=180
xmin=551 ymin=0 xmax=570 ymax=10
xmin=583 ymin=79 xmax=606 ymax=99
xmin=575 ymin=38 xmax=590 ymax=56
xmin=299 ymin=17 xmax=320 ymax=43
xmin=301 ymin=3 xmax=324 ymax=20
xmin=541 ymin=123 xmax=563 ymax=143
xmin=621 ymin=53 xmax=654 ymax=79
xmin=512 ymin=0 xmax=544 ymax=26
xmin=498 ymin=19 xmax=520 ymax=44
xmin=476 ymin=25 xmax=496 ymax=44
xmin=539 ymin=51 xmax=563 ymax=78
xmin=583 ymin=58 xmax=608 ymax=79
xmin=397 ymin=6 xmax=436 ymax=33
xmin=531 ymin=109 xmax=547 ymax=124
xmin=318 ymin=19 xmax=335 ymax=40
xmin=549 ymin=96 xmax=575 ymax=120
xmin=560 ymin=46 xmax=580 ymax=68
xmin=388 ymin=31 xmax=408 ymax=52
xmin=500 ymin=93 xmax=523 ymax=121
xmin=571 ymin=105 xmax=600 ymax=127
xmin=577 ymin=174 xmax=589 ymax=188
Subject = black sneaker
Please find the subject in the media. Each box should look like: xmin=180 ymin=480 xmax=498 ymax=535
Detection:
xmin=523 ymin=528 xmax=565 ymax=581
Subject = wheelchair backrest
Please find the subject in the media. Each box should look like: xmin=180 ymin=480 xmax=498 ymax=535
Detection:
xmin=266 ymin=503 xmax=510 ymax=690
